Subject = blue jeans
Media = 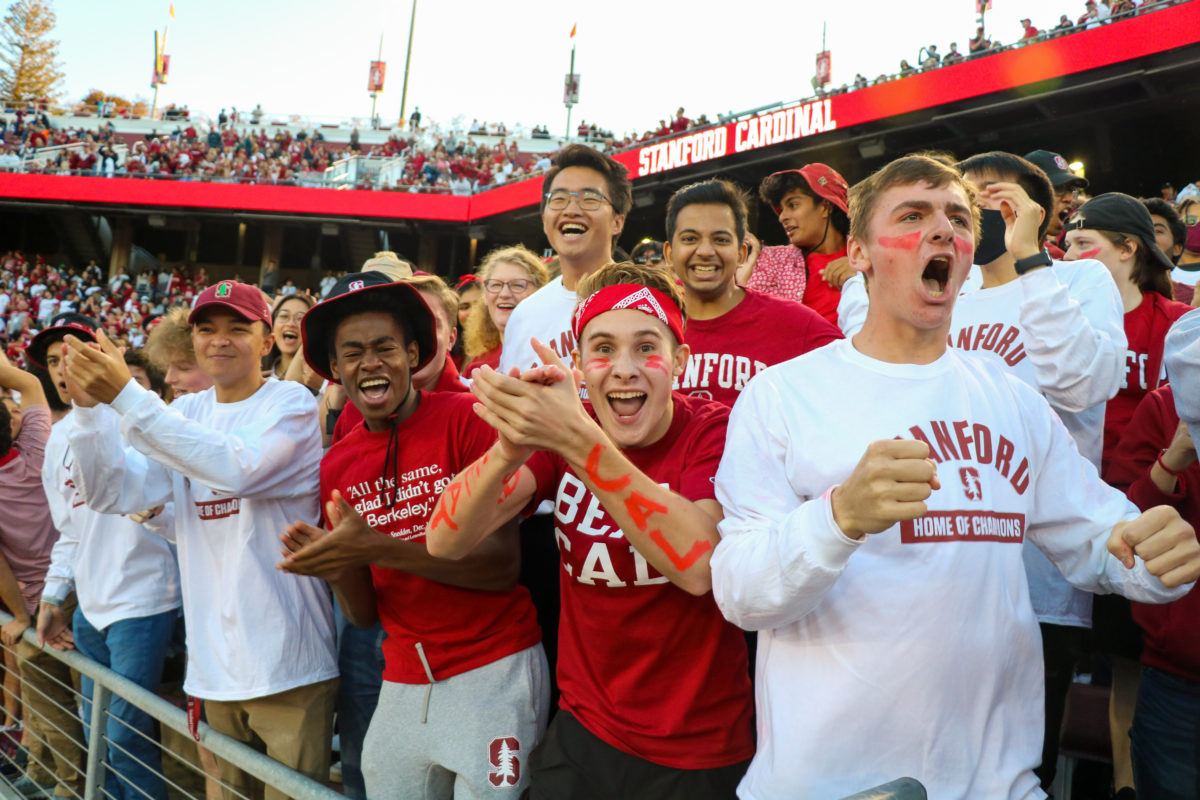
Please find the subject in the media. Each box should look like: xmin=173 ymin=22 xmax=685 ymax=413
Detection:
xmin=1131 ymin=666 xmax=1200 ymax=800
xmin=73 ymin=607 xmax=179 ymax=800
xmin=335 ymin=603 xmax=386 ymax=800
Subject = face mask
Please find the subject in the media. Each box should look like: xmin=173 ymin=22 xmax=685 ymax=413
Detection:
xmin=975 ymin=208 xmax=1007 ymax=265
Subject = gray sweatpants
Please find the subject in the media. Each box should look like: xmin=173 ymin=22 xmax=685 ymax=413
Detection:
xmin=362 ymin=644 xmax=550 ymax=799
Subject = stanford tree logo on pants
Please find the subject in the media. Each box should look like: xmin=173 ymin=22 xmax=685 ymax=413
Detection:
xmin=487 ymin=736 xmax=520 ymax=788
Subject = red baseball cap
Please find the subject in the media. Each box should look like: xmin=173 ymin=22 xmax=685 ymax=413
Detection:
xmin=188 ymin=281 xmax=272 ymax=327
xmin=766 ymin=163 xmax=850 ymax=214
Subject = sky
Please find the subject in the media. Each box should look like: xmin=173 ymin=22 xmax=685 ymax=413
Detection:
xmin=50 ymin=0 xmax=1075 ymax=137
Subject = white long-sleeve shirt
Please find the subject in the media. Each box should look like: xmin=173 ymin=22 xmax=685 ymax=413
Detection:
xmin=838 ymin=261 xmax=1126 ymax=626
xmin=69 ymin=378 xmax=336 ymax=701
xmin=40 ymin=409 xmax=181 ymax=630
xmin=711 ymin=339 xmax=1187 ymax=800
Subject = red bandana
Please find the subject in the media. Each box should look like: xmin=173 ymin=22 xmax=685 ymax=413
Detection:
xmin=572 ymin=284 xmax=685 ymax=345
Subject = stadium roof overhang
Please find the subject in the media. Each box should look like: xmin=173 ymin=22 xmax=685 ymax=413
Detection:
xmin=3 ymin=0 xmax=1199 ymax=239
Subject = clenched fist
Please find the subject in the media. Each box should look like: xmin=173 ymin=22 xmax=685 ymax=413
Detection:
xmin=1108 ymin=505 xmax=1200 ymax=588
xmin=831 ymin=439 xmax=941 ymax=540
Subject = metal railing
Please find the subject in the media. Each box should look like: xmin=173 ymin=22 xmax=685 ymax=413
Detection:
xmin=839 ymin=778 xmax=927 ymax=800
xmin=0 ymin=609 xmax=340 ymax=800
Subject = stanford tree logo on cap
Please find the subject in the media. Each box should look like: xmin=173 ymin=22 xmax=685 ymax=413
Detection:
xmin=216 ymin=282 xmax=232 ymax=298
xmin=349 ymin=280 xmax=365 ymax=291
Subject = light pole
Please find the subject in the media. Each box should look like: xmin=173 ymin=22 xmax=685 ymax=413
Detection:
xmin=398 ymin=0 xmax=418 ymax=126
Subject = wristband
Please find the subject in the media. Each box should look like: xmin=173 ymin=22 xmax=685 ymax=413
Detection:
xmin=1013 ymin=250 xmax=1052 ymax=275
xmin=1156 ymin=449 xmax=1183 ymax=477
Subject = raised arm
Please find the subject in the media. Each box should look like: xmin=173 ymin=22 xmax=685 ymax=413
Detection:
xmin=65 ymin=331 xmax=320 ymax=500
xmin=67 ymin=403 xmax=173 ymax=515
xmin=0 ymin=350 xmax=46 ymax=409
xmin=467 ymin=344 xmax=725 ymax=596
xmin=984 ymin=181 xmax=1126 ymax=412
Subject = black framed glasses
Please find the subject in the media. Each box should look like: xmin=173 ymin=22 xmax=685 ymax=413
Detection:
xmin=544 ymin=188 xmax=610 ymax=211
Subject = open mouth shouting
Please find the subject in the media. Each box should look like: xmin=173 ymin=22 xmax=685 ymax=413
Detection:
xmin=921 ymin=255 xmax=952 ymax=298
xmin=607 ymin=390 xmax=647 ymax=420
xmin=358 ymin=376 xmax=392 ymax=407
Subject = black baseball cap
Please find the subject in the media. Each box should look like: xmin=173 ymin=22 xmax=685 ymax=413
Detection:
xmin=1066 ymin=192 xmax=1176 ymax=272
xmin=301 ymin=271 xmax=437 ymax=382
xmin=26 ymin=313 xmax=99 ymax=369
xmin=1024 ymin=150 xmax=1088 ymax=190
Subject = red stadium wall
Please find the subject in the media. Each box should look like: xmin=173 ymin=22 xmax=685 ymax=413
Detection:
xmin=4 ymin=0 xmax=1198 ymax=223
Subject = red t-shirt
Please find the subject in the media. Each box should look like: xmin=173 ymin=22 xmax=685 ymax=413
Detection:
xmin=333 ymin=358 xmax=469 ymax=445
xmin=525 ymin=394 xmax=754 ymax=769
xmin=321 ymin=392 xmax=541 ymax=683
xmin=800 ymin=247 xmax=847 ymax=324
xmin=677 ymin=289 xmax=842 ymax=407
xmin=463 ymin=345 xmax=502 ymax=379
xmin=1101 ymin=292 xmax=1193 ymax=477
xmin=1105 ymin=385 xmax=1200 ymax=682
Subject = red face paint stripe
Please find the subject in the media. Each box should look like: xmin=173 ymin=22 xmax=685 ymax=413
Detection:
xmin=584 ymin=358 xmax=611 ymax=371
xmin=1079 ymin=247 xmax=1102 ymax=259
xmin=644 ymin=355 xmax=670 ymax=375
xmin=954 ymin=236 xmax=974 ymax=255
xmin=877 ymin=232 xmax=922 ymax=250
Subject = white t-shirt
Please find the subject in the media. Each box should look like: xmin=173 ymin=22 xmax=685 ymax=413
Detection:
xmin=1171 ymin=266 xmax=1200 ymax=287
xmin=711 ymin=339 xmax=1187 ymax=800
xmin=497 ymin=276 xmax=580 ymax=373
xmin=839 ymin=262 xmax=1126 ymax=626
xmin=69 ymin=378 xmax=336 ymax=701
xmin=42 ymin=409 xmax=182 ymax=630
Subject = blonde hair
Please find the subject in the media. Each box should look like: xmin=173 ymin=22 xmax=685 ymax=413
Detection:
xmin=145 ymin=307 xmax=195 ymax=369
xmin=403 ymin=274 xmax=459 ymax=328
xmin=849 ymin=154 xmax=980 ymax=243
xmin=463 ymin=245 xmax=550 ymax=359
xmin=575 ymin=261 xmax=685 ymax=316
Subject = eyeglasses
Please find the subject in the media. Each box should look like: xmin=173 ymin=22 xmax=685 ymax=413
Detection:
xmin=483 ymin=279 xmax=535 ymax=295
xmin=544 ymin=188 xmax=610 ymax=211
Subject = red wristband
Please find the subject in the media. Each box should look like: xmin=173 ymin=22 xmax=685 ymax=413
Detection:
xmin=1156 ymin=450 xmax=1182 ymax=478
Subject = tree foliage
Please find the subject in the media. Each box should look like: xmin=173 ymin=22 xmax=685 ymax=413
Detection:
xmin=0 ymin=0 xmax=63 ymax=105
xmin=78 ymin=89 xmax=150 ymax=118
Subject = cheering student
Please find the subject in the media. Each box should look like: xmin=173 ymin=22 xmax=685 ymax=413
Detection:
xmin=747 ymin=163 xmax=854 ymax=323
xmin=426 ymin=263 xmax=754 ymax=799
xmin=838 ymin=152 xmax=1127 ymax=789
xmin=61 ymin=280 xmax=336 ymax=800
xmin=277 ymin=271 xmax=547 ymax=799
xmin=498 ymin=144 xmax=632 ymax=373
xmin=1062 ymin=193 xmax=1194 ymax=476
xmin=664 ymin=178 xmax=841 ymax=406
xmin=1062 ymin=192 xmax=1194 ymax=795
xmin=710 ymin=155 xmax=1199 ymax=799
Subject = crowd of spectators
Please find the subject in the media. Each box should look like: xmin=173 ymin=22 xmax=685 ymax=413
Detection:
xmin=2 ymin=0 xmax=1188 ymax=196
xmin=0 ymin=253 xmax=210 ymax=369
xmin=842 ymin=0 xmax=1182 ymax=91
xmin=0 ymin=130 xmax=1199 ymax=800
